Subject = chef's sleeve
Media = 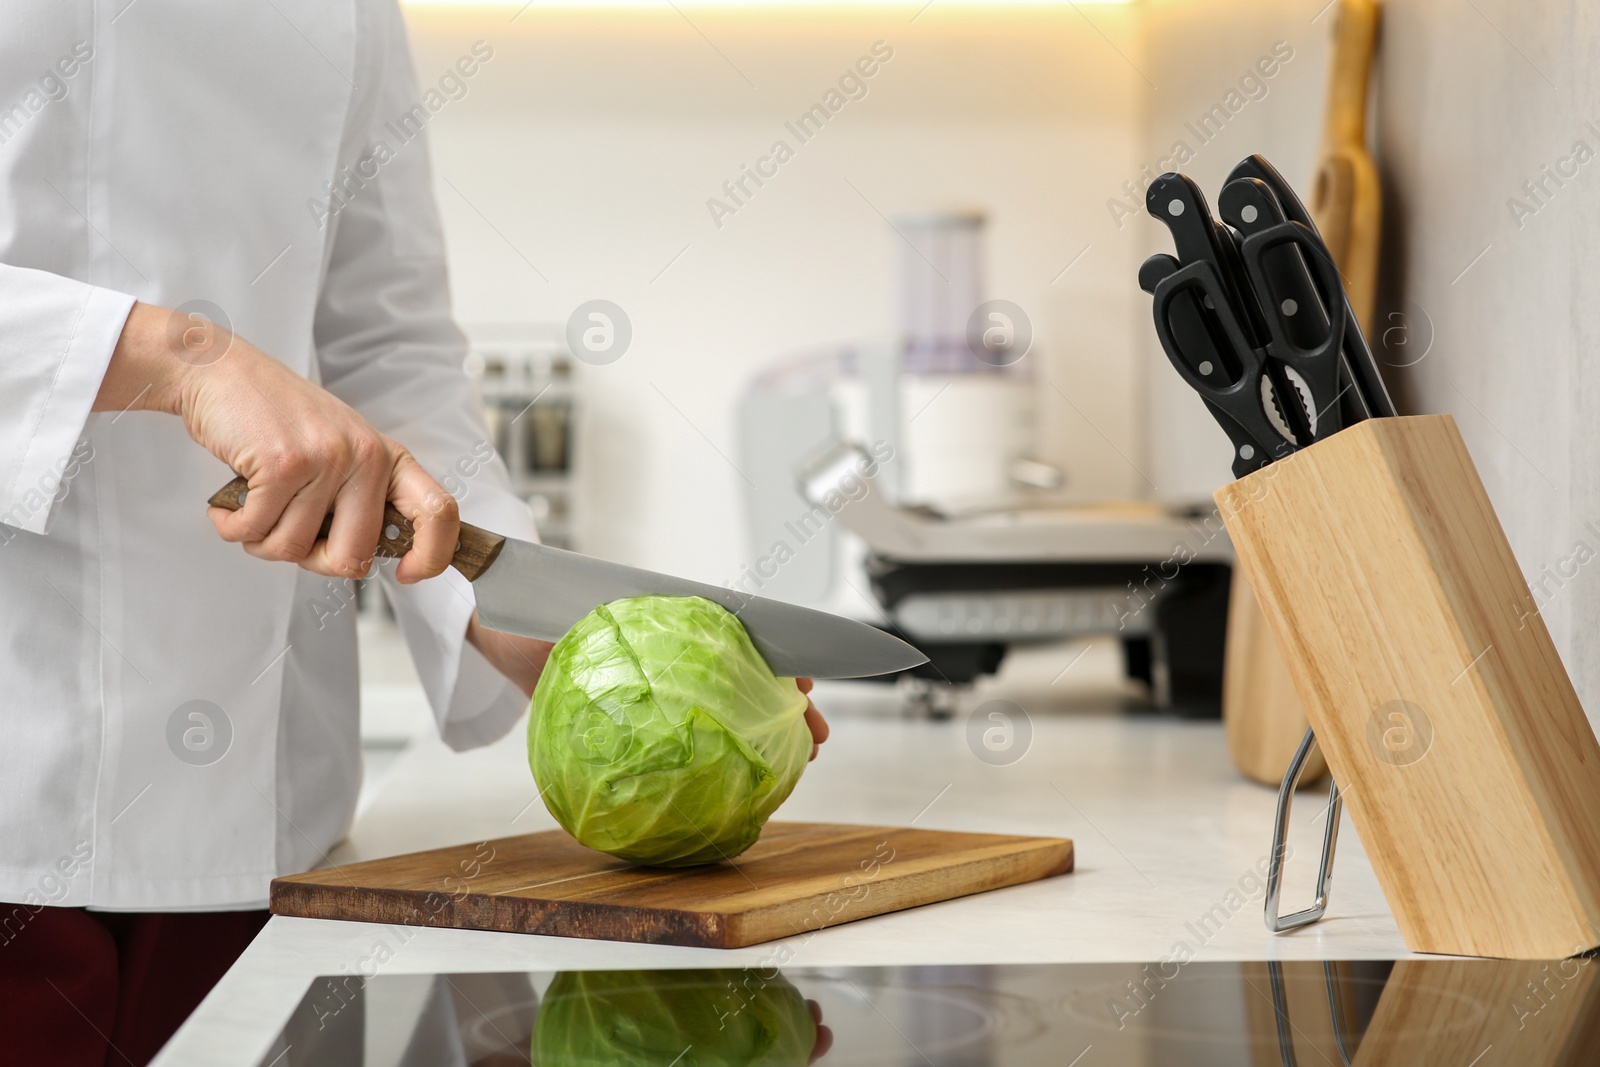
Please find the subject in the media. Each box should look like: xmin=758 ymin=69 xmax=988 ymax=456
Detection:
xmin=310 ymin=2 xmax=534 ymax=751
xmin=0 ymin=265 xmax=133 ymax=537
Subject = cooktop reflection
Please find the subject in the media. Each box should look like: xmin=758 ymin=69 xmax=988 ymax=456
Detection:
xmin=257 ymin=957 xmax=1600 ymax=1066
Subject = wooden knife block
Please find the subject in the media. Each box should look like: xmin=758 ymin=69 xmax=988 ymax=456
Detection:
xmin=1224 ymin=569 xmax=1327 ymax=787
xmin=1217 ymin=415 xmax=1600 ymax=958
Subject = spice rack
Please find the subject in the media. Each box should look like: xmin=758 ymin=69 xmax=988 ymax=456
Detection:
xmin=468 ymin=334 xmax=579 ymax=551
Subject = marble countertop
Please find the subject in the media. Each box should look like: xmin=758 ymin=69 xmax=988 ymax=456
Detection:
xmin=155 ymin=644 xmax=1414 ymax=1066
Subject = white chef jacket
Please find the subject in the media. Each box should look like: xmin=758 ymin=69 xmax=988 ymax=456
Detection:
xmin=0 ymin=0 xmax=535 ymax=909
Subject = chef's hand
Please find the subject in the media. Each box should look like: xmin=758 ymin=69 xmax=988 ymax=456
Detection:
xmin=96 ymin=302 xmax=459 ymax=583
xmin=466 ymin=612 xmax=553 ymax=698
xmin=796 ymin=677 xmax=829 ymax=760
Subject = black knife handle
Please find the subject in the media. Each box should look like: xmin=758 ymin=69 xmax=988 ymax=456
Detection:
xmin=1139 ymin=252 xmax=1180 ymax=295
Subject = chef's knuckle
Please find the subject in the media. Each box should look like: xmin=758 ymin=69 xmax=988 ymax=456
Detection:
xmin=272 ymin=533 xmax=315 ymax=560
xmin=269 ymin=450 xmax=314 ymax=483
xmin=348 ymin=433 xmax=385 ymax=470
xmin=428 ymin=492 xmax=459 ymax=524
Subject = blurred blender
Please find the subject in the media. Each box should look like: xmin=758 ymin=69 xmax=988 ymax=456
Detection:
xmin=895 ymin=211 xmax=1042 ymax=510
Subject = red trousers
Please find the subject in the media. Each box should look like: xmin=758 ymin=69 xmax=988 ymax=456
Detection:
xmin=0 ymin=905 xmax=269 ymax=1066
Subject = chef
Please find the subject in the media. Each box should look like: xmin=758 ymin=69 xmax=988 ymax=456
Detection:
xmin=0 ymin=3 xmax=827 ymax=1063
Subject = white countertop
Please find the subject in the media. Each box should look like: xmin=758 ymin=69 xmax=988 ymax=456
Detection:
xmin=155 ymin=640 xmax=1415 ymax=1066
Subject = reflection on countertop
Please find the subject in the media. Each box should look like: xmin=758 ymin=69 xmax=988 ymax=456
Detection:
xmin=257 ymin=957 xmax=1600 ymax=1066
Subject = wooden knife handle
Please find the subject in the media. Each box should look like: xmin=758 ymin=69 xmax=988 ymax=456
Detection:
xmin=208 ymin=475 xmax=506 ymax=581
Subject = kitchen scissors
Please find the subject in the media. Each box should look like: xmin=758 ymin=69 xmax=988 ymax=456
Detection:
xmin=1140 ymin=183 xmax=1348 ymax=477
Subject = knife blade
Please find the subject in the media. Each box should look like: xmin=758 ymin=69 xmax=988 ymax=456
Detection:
xmin=208 ymin=476 xmax=928 ymax=679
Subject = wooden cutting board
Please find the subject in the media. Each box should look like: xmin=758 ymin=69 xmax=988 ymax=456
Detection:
xmin=271 ymin=822 xmax=1074 ymax=949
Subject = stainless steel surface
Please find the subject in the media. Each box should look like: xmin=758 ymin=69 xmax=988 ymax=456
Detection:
xmin=1265 ymin=959 xmax=1357 ymax=1067
xmin=1265 ymin=727 xmax=1344 ymax=933
xmin=894 ymin=588 xmax=1151 ymax=640
xmin=799 ymin=442 xmax=1233 ymax=564
xmin=472 ymin=536 xmax=929 ymax=678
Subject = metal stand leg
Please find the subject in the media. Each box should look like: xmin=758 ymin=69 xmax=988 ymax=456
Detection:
xmin=1265 ymin=727 xmax=1342 ymax=933
xmin=1267 ymin=959 xmax=1355 ymax=1067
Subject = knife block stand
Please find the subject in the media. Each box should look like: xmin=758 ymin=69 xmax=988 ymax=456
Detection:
xmin=1216 ymin=415 xmax=1600 ymax=958
xmin=1223 ymin=569 xmax=1327 ymax=788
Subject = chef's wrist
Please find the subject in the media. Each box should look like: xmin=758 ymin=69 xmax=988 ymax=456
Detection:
xmin=100 ymin=301 xmax=205 ymax=416
xmin=466 ymin=610 xmax=552 ymax=698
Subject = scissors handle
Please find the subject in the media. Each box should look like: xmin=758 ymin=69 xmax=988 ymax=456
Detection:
xmin=1241 ymin=223 xmax=1349 ymax=437
xmin=1149 ymin=259 xmax=1296 ymax=473
xmin=1226 ymin=156 xmax=1398 ymax=421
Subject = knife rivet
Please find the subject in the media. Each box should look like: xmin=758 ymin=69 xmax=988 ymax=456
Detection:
xmin=1198 ymin=360 xmax=1214 ymax=375
xmin=237 ymin=489 xmax=248 ymax=505
xmin=1241 ymin=205 xmax=1258 ymax=224
xmin=1167 ymin=199 xmax=1185 ymax=217
xmin=1240 ymin=444 xmax=1256 ymax=460
xmin=1281 ymin=298 xmax=1299 ymax=317
xmin=385 ymin=524 xmax=400 ymax=540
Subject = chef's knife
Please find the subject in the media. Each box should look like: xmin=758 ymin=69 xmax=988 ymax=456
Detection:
xmin=208 ymin=477 xmax=928 ymax=679
xmin=1145 ymin=173 xmax=1266 ymax=340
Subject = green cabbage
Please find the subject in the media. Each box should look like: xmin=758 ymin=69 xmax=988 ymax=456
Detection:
xmin=528 ymin=595 xmax=811 ymax=867
xmin=532 ymin=969 xmax=815 ymax=1067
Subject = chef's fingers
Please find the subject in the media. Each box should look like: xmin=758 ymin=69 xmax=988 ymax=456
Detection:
xmin=242 ymin=476 xmax=340 ymax=565
xmin=798 ymin=677 xmax=821 ymax=757
xmin=804 ymin=699 xmax=828 ymax=760
xmin=805 ymin=1001 xmax=832 ymax=1064
xmin=300 ymin=466 xmax=387 ymax=579
xmin=208 ymin=477 xmax=298 ymax=544
xmin=388 ymin=451 xmax=460 ymax=584
xmin=809 ymin=1026 xmax=833 ymax=1064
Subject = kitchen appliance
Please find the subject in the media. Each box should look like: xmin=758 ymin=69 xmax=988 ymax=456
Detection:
xmin=800 ymin=444 xmax=1235 ymax=717
xmin=257 ymin=958 xmax=1600 ymax=1066
xmin=738 ymin=208 xmax=1233 ymax=716
xmin=895 ymin=211 xmax=1040 ymax=511
xmin=269 ymin=822 xmax=1073 ymax=948
xmin=208 ymin=478 xmax=926 ymax=680
xmin=1228 ymin=0 xmax=1385 ymax=790
xmin=1145 ymin=161 xmax=1600 ymax=957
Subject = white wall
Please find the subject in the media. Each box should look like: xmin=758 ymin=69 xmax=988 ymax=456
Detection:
xmin=1371 ymin=0 xmax=1599 ymax=718
xmin=404 ymin=5 xmax=1146 ymax=583
xmin=1138 ymin=0 xmax=1331 ymax=498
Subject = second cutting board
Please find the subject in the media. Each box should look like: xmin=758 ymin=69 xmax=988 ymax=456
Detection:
xmin=271 ymin=822 xmax=1074 ymax=949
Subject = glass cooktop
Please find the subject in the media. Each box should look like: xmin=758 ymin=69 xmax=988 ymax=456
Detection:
xmin=257 ymin=957 xmax=1597 ymax=1065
